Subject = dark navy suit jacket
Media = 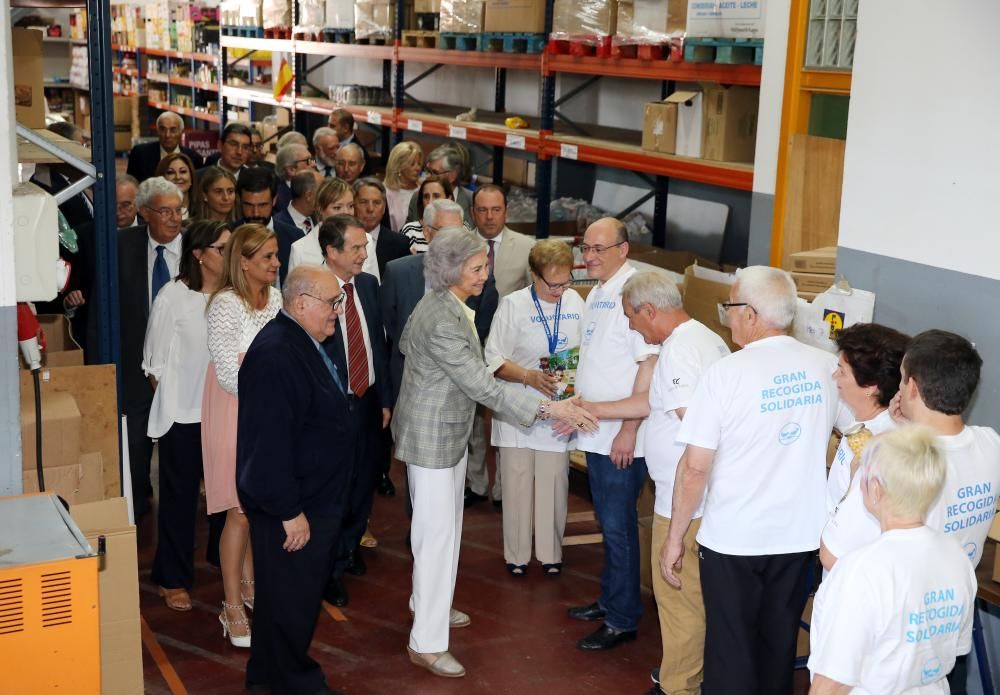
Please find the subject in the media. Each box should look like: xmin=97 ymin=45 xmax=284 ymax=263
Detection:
xmin=237 ymin=311 xmax=357 ymax=521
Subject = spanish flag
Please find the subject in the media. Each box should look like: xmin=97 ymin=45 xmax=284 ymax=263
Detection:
xmin=274 ymin=56 xmax=293 ymax=101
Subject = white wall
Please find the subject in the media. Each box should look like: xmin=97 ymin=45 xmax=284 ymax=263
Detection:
xmin=838 ymin=0 xmax=1000 ymax=281
xmin=751 ymin=0 xmax=789 ymax=196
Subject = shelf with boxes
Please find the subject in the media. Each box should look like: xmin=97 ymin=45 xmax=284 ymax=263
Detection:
xmin=145 ymin=48 xmax=221 ymax=128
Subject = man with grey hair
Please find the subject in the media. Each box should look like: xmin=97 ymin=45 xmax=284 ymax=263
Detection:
xmin=580 ymin=271 xmax=729 ymax=695
xmin=119 ymin=176 xmax=185 ymax=518
xmin=405 ymin=143 xmax=474 ymax=224
xmin=276 ymin=130 xmax=308 ymax=150
xmin=312 ymin=127 xmax=340 ymax=177
xmin=335 ymin=142 xmax=367 ymax=184
xmin=662 ymin=265 xmax=840 ymax=695
xmin=116 ymin=174 xmax=140 ymax=230
xmin=354 ymin=177 xmax=411 ymax=280
xmin=274 ymin=143 xmax=316 ymax=213
xmin=276 ymin=170 xmax=323 ymax=236
xmin=237 ymin=264 xmax=353 ymax=695
xmin=126 ymin=111 xmax=204 ymax=182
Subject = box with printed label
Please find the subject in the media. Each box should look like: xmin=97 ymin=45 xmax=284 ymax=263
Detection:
xmin=641 ymin=90 xmax=699 ymax=155
xmin=12 ymin=28 xmax=45 ymax=128
xmin=484 ymin=0 xmax=546 ymax=32
xmin=701 ymin=84 xmax=758 ymax=163
xmin=686 ymin=0 xmax=766 ymax=39
xmin=553 ymin=0 xmax=618 ymax=37
xmin=788 ymin=247 xmax=837 ymax=274
xmin=791 ymin=271 xmax=836 ymax=295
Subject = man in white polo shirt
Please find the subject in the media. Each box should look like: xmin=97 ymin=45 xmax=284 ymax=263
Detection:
xmin=567 ymin=218 xmax=659 ymax=651
xmin=820 ymin=329 xmax=1000 ymax=693
xmin=581 ymin=271 xmax=729 ymax=694
xmin=663 ymin=265 xmax=840 ymax=695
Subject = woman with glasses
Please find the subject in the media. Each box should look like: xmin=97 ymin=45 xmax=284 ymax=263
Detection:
xmin=155 ymin=153 xmax=196 ymax=220
xmin=190 ymin=166 xmax=237 ymax=223
xmin=143 ymin=220 xmax=230 ymax=612
xmin=202 ymin=223 xmax=282 ymax=647
xmin=287 ymin=177 xmax=354 ymax=273
xmin=400 ymin=175 xmax=454 ymax=254
xmin=384 ymin=141 xmax=424 ymax=233
xmin=484 ymin=240 xmax=585 ymax=577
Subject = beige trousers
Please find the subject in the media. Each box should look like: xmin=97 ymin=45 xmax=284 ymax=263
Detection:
xmin=651 ymin=514 xmax=705 ymax=695
xmin=498 ymin=446 xmax=569 ymax=566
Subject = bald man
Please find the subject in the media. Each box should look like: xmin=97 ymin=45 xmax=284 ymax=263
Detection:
xmin=126 ymin=111 xmax=204 ymax=182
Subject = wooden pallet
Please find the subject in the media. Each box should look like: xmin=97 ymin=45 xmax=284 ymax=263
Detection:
xmin=264 ymin=26 xmax=291 ymax=40
xmin=547 ymin=35 xmax=613 ymax=57
xmin=320 ymin=28 xmax=356 ymax=43
xmin=611 ymin=39 xmax=682 ymax=61
xmin=684 ymin=37 xmax=764 ymax=65
xmin=401 ymin=30 xmax=440 ymax=48
xmin=439 ymin=32 xmax=480 ymax=51
xmin=480 ymin=32 xmax=546 ymax=54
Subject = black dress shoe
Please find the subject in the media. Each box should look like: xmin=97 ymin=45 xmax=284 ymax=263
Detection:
xmin=577 ymin=624 xmax=638 ymax=651
xmin=345 ymin=550 xmax=366 ymax=576
xmin=464 ymin=489 xmax=488 ymax=508
xmin=567 ymin=602 xmax=607 ymax=621
xmin=324 ymin=578 xmax=349 ymax=607
xmin=376 ymin=473 xmax=396 ymax=497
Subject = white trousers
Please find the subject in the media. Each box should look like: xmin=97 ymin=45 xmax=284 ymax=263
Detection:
xmin=408 ymin=452 xmax=468 ymax=653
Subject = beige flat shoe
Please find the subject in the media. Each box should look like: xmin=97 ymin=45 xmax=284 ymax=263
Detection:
xmin=408 ymin=607 xmax=471 ymax=629
xmin=407 ymin=646 xmax=465 ymax=678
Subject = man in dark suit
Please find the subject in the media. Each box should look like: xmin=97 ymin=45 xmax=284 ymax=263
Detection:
xmin=235 ymin=168 xmax=304 ymax=287
xmin=119 ymin=177 xmax=185 ymax=518
xmin=316 ymin=215 xmax=393 ymax=607
xmin=237 ymin=265 xmax=354 ymax=695
xmin=126 ymin=111 xmax=204 ymax=183
xmin=274 ymin=143 xmax=315 ymax=214
xmin=248 ymin=126 xmax=276 ymax=170
xmin=353 ymin=177 xmax=411 ymax=281
xmin=274 ymin=170 xmax=322 ymax=237
xmin=198 ymin=122 xmax=252 ymax=181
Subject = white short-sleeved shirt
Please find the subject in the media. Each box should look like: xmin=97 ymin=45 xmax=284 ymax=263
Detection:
xmin=575 ymin=262 xmax=659 ymax=456
xmin=485 ymin=286 xmax=586 ymax=452
xmin=809 ymin=526 xmax=975 ymax=695
xmin=142 ymin=281 xmax=211 ymax=438
xmin=645 ymin=319 xmax=730 ymax=519
xmin=826 ymin=409 xmax=897 ymax=516
xmin=677 ymin=335 xmax=840 ymax=555
xmin=823 ymin=425 xmax=1000 ymax=567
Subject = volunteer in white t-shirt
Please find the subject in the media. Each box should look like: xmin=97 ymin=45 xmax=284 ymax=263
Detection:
xmin=819 ymin=329 xmax=1000 ymax=691
xmin=485 ymin=239 xmax=585 ymax=577
xmin=581 ymin=271 xmax=729 ymax=695
xmin=566 ymin=218 xmax=659 ymax=653
xmin=825 ymin=323 xmax=910 ymax=515
xmin=662 ymin=266 xmax=840 ymax=695
xmin=809 ymin=426 xmax=976 ymax=695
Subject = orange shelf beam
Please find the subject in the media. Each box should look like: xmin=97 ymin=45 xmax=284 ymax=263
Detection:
xmin=545 ymin=54 xmax=762 ymax=86
xmin=800 ymin=69 xmax=852 ymax=94
xmin=398 ymin=46 xmax=540 ymax=71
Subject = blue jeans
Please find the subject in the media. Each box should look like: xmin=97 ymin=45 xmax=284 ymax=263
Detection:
xmin=586 ymin=451 xmax=648 ymax=632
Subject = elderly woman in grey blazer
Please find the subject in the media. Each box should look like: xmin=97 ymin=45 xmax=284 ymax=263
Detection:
xmin=393 ymin=227 xmax=596 ymax=678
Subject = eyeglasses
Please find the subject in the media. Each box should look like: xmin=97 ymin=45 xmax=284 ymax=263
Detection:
xmin=716 ymin=302 xmax=756 ymax=327
xmin=293 ymin=156 xmax=316 ymax=167
xmin=579 ymin=241 xmax=625 ymax=255
xmin=223 ymin=139 xmax=251 ymax=151
xmin=301 ymin=292 xmax=345 ymax=312
xmin=424 ymin=165 xmax=451 ymax=176
xmin=538 ymin=274 xmax=573 ymax=292
xmin=144 ymin=205 xmax=184 ymax=219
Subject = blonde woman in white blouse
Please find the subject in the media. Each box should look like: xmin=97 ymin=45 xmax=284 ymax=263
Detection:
xmin=202 ymin=223 xmax=282 ymax=647
xmin=144 ymin=220 xmax=229 ymax=612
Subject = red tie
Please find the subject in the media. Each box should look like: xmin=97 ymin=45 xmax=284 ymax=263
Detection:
xmin=342 ymin=282 xmax=369 ymax=397
xmin=487 ymin=239 xmax=495 ymax=274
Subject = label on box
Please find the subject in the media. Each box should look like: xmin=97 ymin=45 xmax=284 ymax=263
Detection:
xmin=560 ymin=143 xmax=578 ymax=160
xmin=449 ymin=124 xmax=467 ymax=140
xmin=366 ymin=110 xmax=382 ymax=125
xmin=505 ymin=133 xmax=525 ymax=150
xmin=407 ymin=118 xmax=423 ymax=132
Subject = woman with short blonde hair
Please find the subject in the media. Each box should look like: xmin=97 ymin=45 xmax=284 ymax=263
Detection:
xmin=384 ymin=141 xmax=424 ymax=232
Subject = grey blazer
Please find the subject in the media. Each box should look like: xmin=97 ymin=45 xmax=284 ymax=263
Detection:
xmin=490 ymin=227 xmax=535 ymax=298
xmin=391 ymin=289 xmax=539 ymax=469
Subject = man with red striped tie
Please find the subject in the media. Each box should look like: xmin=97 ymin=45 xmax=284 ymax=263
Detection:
xmin=316 ymin=214 xmax=393 ymax=608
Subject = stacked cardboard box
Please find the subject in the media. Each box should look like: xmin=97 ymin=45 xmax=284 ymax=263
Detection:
xmin=787 ymin=246 xmax=837 ymax=299
xmin=685 ymin=0 xmax=765 ymax=39
xmin=484 ymin=0 xmax=546 ymax=32
xmin=440 ymin=0 xmax=484 ymax=32
xmin=616 ymin=0 xmax=685 ymax=41
xmin=552 ymin=0 xmax=618 ymax=38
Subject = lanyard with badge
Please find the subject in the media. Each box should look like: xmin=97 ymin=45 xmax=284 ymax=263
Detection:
xmin=531 ymin=286 xmax=561 ymax=355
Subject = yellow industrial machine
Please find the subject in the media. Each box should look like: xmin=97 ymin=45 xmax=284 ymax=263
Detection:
xmin=0 ymin=493 xmax=101 ymax=693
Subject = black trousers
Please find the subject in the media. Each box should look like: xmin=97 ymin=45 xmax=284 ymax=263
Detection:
xmin=332 ymin=389 xmax=386 ymax=577
xmin=125 ymin=405 xmax=153 ymax=517
xmin=246 ymin=509 xmax=341 ymax=695
xmin=699 ymin=545 xmax=813 ymax=695
xmin=150 ymin=423 xmax=202 ymax=590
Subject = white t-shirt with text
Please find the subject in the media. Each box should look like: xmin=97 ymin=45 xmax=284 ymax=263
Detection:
xmin=826 ymin=409 xmax=897 ymax=516
xmin=677 ymin=335 xmax=840 ymax=555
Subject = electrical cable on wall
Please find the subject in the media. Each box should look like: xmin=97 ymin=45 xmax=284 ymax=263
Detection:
xmin=17 ymin=303 xmax=45 ymax=492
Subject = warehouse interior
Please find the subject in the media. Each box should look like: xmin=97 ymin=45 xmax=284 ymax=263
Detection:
xmin=2 ymin=0 xmax=1000 ymax=693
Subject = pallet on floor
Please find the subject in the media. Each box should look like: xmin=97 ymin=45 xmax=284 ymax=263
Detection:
xmin=439 ymin=32 xmax=480 ymax=51
xmin=320 ymin=28 xmax=356 ymax=43
xmin=401 ymin=30 xmax=440 ymax=48
xmin=480 ymin=32 xmax=546 ymax=54
xmin=547 ymin=35 xmax=613 ymax=58
xmin=683 ymin=37 xmax=764 ymax=65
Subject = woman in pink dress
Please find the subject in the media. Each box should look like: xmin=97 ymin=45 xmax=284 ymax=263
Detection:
xmin=202 ymin=223 xmax=282 ymax=647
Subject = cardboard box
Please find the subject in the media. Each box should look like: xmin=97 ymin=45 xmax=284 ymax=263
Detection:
xmin=20 ymin=390 xmax=82 ymax=471
xmin=70 ymin=498 xmax=143 ymax=695
xmin=355 ymin=1 xmax=392 ymax=38
xmin=686 ymin=0 xmax=765 ymax=39
xmin=639 ymin=515 xmax=654 ymax=593
xmin=702 ymin=85 xmax=759 ymax=164
xmin=484 ymin=0 xmax=546 ymax=32
xmin=789 ymin=246 xmax=838 ymax=274
xmin=113 ymin=96 xmax=134 ymax=126
xmin=37 ymin=314 xmax=84 ymax=367
xmin=23 ymin=452 xmax=104 ymax=505
xmin=632 ymin=0 xmax=686 ymax=36
xmin=682 ymin=263 xmax=737 ymax=351
xmin=553 ymin=0 xmax=618 ymax=37
xmin=641 ymin=90 xmax=698 ymax=155
xmin=674 ymin=89 xmax=704 ymax=158
xmin=415 ymin=0 xmax=440 ymax=11
xmin=440 ymin=0 xmax=484 ymax=32
xmin=12 ymin=29 xmax=45 ymax=129
xmin=791 ymin=271 xmax=835 ymax=294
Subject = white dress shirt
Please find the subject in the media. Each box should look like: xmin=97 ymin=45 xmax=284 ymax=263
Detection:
xmin=146 ymin=232 xmax=183 ymax=309
xmin=362 ymin=231 xmax=380 ymax=283
xmin=286 ymin=205 xmax=313 ymax=235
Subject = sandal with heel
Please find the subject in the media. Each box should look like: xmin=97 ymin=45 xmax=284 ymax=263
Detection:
xmin=220 ymin=601 xmax=251 ymax=648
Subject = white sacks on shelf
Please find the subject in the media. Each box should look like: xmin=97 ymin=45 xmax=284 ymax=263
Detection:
xmin=263 ymin=0 xmax=292 ymax=29
xmin=12 ymin=182 xmax=60 ymax=303
xmin=325 ymin=0 xmax=355 ymax=28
